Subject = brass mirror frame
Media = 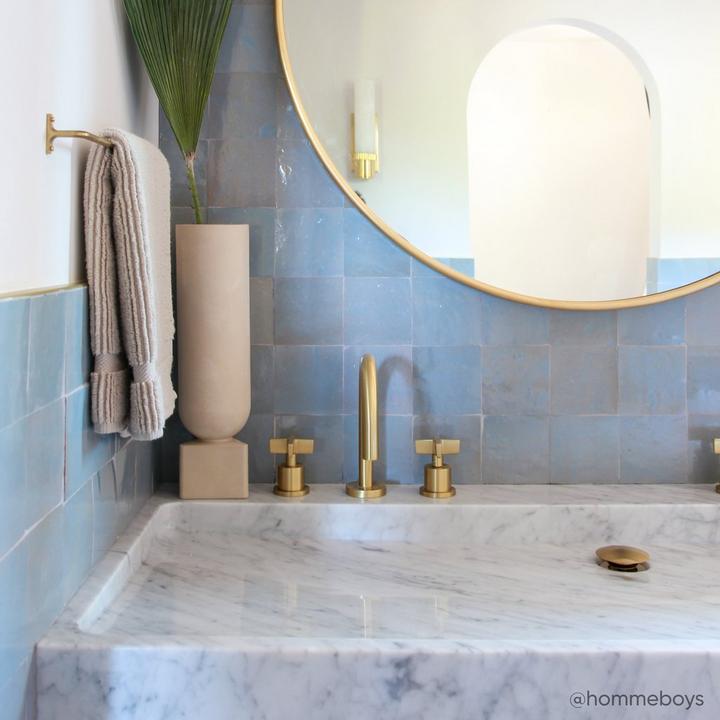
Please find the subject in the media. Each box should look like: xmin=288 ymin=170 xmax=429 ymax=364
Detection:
xmin=275 ymin=0 xmax=720 ymax=310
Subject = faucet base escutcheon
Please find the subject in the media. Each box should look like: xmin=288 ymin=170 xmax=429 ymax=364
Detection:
xmin=345 ymin=481 xmax=387 ymax=499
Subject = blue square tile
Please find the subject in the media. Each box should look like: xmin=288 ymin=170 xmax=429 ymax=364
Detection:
xmin=483 ymin=347 xmax=549 ymax=416
xmin=482 ymin=416 xmax=549 ymax=484
xmin=0 ymin=541 xmax=28 ymax=685
xmin=273 ymin=346 xmax=342 ymax=413
xmin=344 ymin=278 xmax=412 ymax=345
xmin=343 ymin=347 xmax=413 ymax=415
xmin=413 ymin=346 xmax=482 ymax=415
xmin=207 ymin=208 xmax=275 ymax=277
xmin=64 ymin=288 xmax=91 ymax=393
xmin=208 ymin=138 xmax=276 ymax=207
xmin=25 ymin=506 xmax=65 ymax=650
xmin=251 ymin=345 xmax=273 ymax=413
xmin=412 ymin=257 xmax=475 ymax=278
xmin=687 ymin=284 xmax=720 ymax=346
xmin=275 ymin=278 xmax=343 ymax=345
xmin=28 ymin=292 xmax=66 ymax=412
xmin=275 ymin=209 xmax=344 ymax=277
xmin=206 ymin=72 xmax=276 ymax=140
xmin=65 ymin=386 xmax=116 ymax=498
xmin=383 ymin=415 xmax=415 ymax=486
xmin=651 ymin=258 xmax=720 ymax=290
xmin=620 ymin=416 xmax=687 ymax=483
xmin=277 ymin=139 xmax=345 ymax=209
xmin=250 ymin=278 xmax=273 ymax=345
xmin=62 ymin=479 xmax=92 ymax=604
xmin=549 ymin=310 xmax=617 ymax=346
xmin=92 ymin=462 xmax=118 ymax=563
xmin=550 ymin=416 xmax=619 ymax=484
xmin=687 ymin=347 xmax=720 ymax=414
xmin=343 ymin=209 xmax=411 ymax=277
xmin=413 ymin=415 xmax=482 ymax=484
xmin=618 ymin=300 xmax=685 ymax=345
xmin=343 ymin=414 xmax=413 ymax=485
xmin=688 ymin=415 xmax=720 ymax=483
xmin=25 ymin=400 xmax=64 ymax=529
xmin=277 ymin=78 xmax=305 ymax=140
xmin=441 ymin=258 xmax=475 ymax=276
xmin=0 ymin=298 xmax=29 ymax=429
xmin=0 ymin=421 xmax=26 ymax=557
xmin=217 ymin=3 xmax=279 ymax=74
xmin=276 ymin=415 xmax=344 ymax=484
xmin=237 ymin=413 xmax=274 ymax=483
xmin=481 ymin=295 xmax=549 ymax=346
xmin=618 ymin=346 xmax=686 ymax=415
xmin=551 ymin=347 xmax=618 ymax=414
xmin=412 ymin=277 xmax=482 ymax=346
xmin=410 ymin=258 xmax=444 ymax=278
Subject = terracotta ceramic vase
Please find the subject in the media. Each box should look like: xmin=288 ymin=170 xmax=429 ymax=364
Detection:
xmin=175 ymin=224 xmax=250 ymax=498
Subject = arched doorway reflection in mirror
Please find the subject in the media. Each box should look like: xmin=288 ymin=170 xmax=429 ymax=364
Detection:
xmin=467 ymin=23 xmax=656 ymax=301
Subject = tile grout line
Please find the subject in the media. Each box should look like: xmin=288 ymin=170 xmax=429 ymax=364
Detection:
xmin=0 ymin=496 xmax=64 ymax=567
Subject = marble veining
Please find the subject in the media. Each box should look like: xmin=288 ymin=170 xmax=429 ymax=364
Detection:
xmin=37 ymin=485 xmax=720 ymax=719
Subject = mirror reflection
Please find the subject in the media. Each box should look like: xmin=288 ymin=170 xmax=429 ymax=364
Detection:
xmin=283 ymin=1 xmax=720 ymax=302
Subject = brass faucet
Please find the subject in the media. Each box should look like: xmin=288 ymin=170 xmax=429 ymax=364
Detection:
xmin=346 ymin=354 xmax=386 ymax=498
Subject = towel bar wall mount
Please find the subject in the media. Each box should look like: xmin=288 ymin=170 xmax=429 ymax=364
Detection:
xmin=45 ymin=113 xmax=113 ymax=155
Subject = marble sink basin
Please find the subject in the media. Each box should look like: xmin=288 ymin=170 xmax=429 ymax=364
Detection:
xmin=38 ymin=485 xmax=720 ymax=720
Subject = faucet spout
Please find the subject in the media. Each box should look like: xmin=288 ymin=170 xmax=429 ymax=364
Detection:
xmin=347 ymin=354 xmax=386 ymax=498
xmin=359 ymin=354 xmax=378 ymax=481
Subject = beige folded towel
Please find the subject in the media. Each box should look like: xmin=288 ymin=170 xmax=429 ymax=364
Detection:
xmin=84 ymin=129 xmax=176 ymax=440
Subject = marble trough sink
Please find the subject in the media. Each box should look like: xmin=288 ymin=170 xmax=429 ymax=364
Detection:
xmin=37 ymin=485 xmax=720 ymax=720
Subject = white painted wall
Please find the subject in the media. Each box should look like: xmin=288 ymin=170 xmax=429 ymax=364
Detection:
xmin=0 ymin=1 xmax=158 ymax=294
xmin=285 ymin=0 xmax=720 ymax=277
xmin=468 ymin=26 xmax=650 ymax=300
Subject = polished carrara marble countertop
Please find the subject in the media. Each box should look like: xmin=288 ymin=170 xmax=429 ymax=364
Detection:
xmin=37 ymin=484 xmax=720 ymax=720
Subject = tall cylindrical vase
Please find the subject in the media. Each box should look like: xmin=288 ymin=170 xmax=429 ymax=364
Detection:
xmin=176 ymin=224 xmax=251 ymax=499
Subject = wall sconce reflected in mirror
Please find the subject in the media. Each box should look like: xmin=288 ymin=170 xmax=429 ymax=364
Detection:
xmin=351 ymin=80 xmax=380 ymax=180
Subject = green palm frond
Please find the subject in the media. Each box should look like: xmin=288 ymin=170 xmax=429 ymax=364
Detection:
xmin=123 ymin=0 xmax=232 ymax=222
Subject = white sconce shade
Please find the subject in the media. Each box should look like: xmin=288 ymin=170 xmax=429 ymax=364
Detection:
xmin=354 ymin=80 xmax=376 ymax=153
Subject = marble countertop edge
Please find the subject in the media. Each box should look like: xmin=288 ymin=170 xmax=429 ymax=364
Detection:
xmin=158 ymin=483 xmax=720 ymax=507
xmin=38 ymin=633 xmax=720 ymax=655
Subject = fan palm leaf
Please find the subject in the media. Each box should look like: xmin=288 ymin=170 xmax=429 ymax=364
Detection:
xmin=123 ymin=0 xmax=232 ymax=223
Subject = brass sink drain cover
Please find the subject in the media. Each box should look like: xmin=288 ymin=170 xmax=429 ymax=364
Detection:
xmin=596 ymin=545 xmax=650 ymax=572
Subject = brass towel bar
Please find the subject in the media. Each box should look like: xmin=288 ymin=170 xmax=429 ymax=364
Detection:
xmin=45 ymin=113 xmax=113 ymax=155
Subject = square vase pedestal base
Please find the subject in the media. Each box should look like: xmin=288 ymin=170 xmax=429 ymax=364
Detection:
xmin=179 ymin=438 xmax=249 ymax=499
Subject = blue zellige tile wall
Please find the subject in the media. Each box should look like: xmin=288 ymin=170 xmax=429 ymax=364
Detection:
xmin=0 ymin=287 xmax=154 ymax=717
xmin=159 ymin=0 xmax=720 ymax=488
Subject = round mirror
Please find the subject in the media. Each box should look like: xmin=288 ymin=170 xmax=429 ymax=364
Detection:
xmin=277 ymin=1 xmax=720 ymax=308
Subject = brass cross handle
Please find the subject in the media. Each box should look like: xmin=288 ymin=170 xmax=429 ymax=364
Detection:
xmin=269 ymin=437 xmax=314 ymax=468
xmin=415 ymin=438 xmax=460 ymax=467
xmin=269 ymin=437 xmax=314 ymax=498
xmin=415 ymin=438 xmax=460 ymax=499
